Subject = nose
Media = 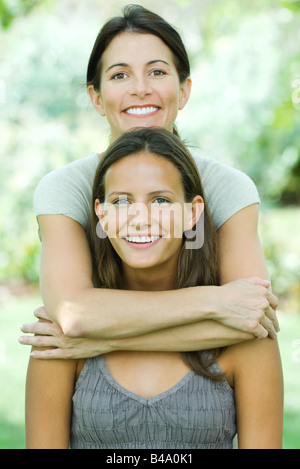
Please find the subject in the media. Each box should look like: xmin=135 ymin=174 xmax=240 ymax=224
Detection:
xmin=128 ymin=203 xmax=151 ymax=231
xmin=130 ymin=75 xmax=152 ymax=99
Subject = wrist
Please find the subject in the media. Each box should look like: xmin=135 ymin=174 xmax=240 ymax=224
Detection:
xmin=191 ymin=285 xmax=221 ymax=322
xmin=208 ymin=285 xmax=229 ymax=323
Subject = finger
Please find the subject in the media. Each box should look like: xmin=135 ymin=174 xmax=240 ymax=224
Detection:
xmin=265 ymin=305 xmax=280 ymax=332
xmin=34 ymin=306 xmax=51 ymax=321
xmin=267 ymin=290 xmax=279 ymax=310
xmin=30 ymin=348 xmax=76 ymax=360
xmin=251 ymin=322 xmax=269 ymax=340
xmin=260 ymin=315 xmax=277 ymax=339
xmin=245 ymin=316 xmax=269 ymax=339
xmin=21 ymin=321 xmax=61 ymax=336
xmin=19 ymin=335 xmax=59 ymax=348
xmin=246 ymin=277 xmax=271 ymax=288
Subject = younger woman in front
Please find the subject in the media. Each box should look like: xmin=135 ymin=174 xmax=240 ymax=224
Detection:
xmin=26 ymin=128 xmax=283 ymax=449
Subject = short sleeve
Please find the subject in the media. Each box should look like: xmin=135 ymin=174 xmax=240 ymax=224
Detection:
xmin=34 ymin=153 xmax=99 ymax=233
xmin=191 ymin=151 xmax=260 ymax=230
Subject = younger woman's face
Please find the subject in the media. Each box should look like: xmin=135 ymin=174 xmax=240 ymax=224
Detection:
xmin=95 ymin=152 xmax=203 ymax=278
xmin=89 ymin=32 xmax=191 ymax=142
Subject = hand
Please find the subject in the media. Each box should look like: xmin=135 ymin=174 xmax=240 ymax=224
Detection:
xmin=216 ymin=277 xmax=280 ymax=339
xmin=19 ymin=306 xmax=112 ymax=359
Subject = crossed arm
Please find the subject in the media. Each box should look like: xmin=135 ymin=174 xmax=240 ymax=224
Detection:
xmin=19 ymin=204 xmax=279 ymax=358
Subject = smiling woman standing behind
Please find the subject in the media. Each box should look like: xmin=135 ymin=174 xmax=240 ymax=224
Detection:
xmin=21 ymin=7 xmax=279 ymax=369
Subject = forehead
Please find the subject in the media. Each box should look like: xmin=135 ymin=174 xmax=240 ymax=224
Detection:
xmin=105 ymin=151 xmax=184 ymax=194
xmin=101 ymin=31 xmax=175 ymax=68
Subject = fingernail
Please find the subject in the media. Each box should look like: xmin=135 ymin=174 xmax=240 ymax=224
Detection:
xmin=18 ymin=337 xmax=24 ymax=343
xmin=31 ymin=351 xmax=36 ymax=357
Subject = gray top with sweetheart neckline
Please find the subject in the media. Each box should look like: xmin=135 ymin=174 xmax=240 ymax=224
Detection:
xmin=70 ymin=354 xmax=236 ymax=449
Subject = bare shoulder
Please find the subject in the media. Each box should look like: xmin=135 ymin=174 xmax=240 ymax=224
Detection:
xmin=218 ymin=336 xmax=282 ymax=386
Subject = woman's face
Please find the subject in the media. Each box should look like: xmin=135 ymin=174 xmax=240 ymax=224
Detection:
xmin=89 ymin=32 xmax=191 ymax=141
xmin=95 ymin=152 xmax=202 ymax=280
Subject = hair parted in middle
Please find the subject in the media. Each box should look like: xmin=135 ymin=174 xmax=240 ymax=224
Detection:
xmin=86 ymin=4 xmax=190 ymax=91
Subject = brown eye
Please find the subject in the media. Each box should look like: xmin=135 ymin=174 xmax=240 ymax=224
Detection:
xmin=112 ymin=72 xmax=127 ymax=80
xmin=151 ymin=70 xmax=166 ymax=76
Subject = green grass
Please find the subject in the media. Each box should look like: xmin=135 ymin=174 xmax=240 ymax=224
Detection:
xmin=278 ymin=312 xmax=300 ymax=449
xmin=0 ymin=293 xmax=299 ymax=449
xmin=0 ymin=293 xmax=37 ymax=449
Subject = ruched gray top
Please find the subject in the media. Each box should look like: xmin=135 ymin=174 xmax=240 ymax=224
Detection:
xmin=70 ymin=355 xmax=236 ymax=449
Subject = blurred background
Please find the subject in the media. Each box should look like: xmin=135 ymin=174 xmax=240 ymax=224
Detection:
xmin=0 ymin=0 xmax=299 ymax=449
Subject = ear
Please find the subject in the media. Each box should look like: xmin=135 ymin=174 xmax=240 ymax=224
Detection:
xmin=178 ymin=77 xmax=192 ymax=111
xmin=94 ymin=199 xmax=107 ymax=231
xmin=88 ymin=85 xmax=106 ymax=117
xmin=184 ymin=195 xmax=204 ymax=231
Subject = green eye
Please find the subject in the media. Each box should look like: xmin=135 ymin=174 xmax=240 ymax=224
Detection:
xmin=153 ymin=197 xmax=170 ymax=205
xmin=113 ymin=198 xmax=130 ymax=205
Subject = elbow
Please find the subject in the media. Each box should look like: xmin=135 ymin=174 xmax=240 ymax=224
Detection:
xmin=56 ymin=299 xmax=116 ymax=340
xmin=56 ymin=300 xmax=87 ymax=338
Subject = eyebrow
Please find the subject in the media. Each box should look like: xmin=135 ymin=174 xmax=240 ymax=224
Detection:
xmin=107 ymin=190 xmax=176 ymax=198
xmin=104 ymin=60 xmax=171 ymax=74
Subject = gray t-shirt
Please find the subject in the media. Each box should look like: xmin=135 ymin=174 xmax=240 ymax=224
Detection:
xmin=34 ymin=150 xmax=260 ymax=235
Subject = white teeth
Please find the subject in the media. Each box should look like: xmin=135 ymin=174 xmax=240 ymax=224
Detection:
xmin=125 ymin=236 xmax=160 ymax=243
xmin=125 ymin=106 xmax=158 ymax=115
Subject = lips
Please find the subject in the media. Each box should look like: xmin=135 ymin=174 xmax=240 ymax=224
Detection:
xmin=122 ymin=235 xmax=162 ymax=249
xmin=123 ymin=106 xmax=160 ymax=116
xmin=125 ymin=235 xmax=160 ymax=243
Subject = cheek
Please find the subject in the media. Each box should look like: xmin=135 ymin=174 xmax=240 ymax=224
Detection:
xmin=163 ymin=81 xmax=181 ymax=106
xmin=103 ymin=208 xmax=128 ymax=238
xmin=100 ymin=86 xmax=119 ymax=112
xmin=116 ymin=210 xmax=130 ymax=236
xmin=153 ymin=206 xmax=185 ymax=238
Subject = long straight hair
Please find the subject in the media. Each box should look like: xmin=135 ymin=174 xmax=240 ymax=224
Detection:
xmin=89 ymin=128 xmax=223 ymax=380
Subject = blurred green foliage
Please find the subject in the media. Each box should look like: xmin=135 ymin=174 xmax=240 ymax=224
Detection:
xmin=0 ymin=0 xmax=299 ymax=303
xmin=0 ymin=0 xmax=41 ymax=28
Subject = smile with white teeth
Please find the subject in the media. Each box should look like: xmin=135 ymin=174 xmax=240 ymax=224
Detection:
xmin=125 ymin=106 xmax=159 ymax=115
xmin=125 ymin=236 xmax=160 ymax=243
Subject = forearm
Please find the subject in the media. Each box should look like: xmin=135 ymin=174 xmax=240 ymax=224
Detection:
xmin=21 ymin=274 xmax=277 ymax=358
xmin=21 ymin=315 xmax=254 ymax=359
xmin=52 ymin=286 xmax=219 ymax=340
xmin=109 ymin=319 xmax=254 ymax=353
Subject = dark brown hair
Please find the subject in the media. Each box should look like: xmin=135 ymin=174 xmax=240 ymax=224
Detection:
xmin=89 ymin=128 xmax=224 ymax=380
xmin=87 ymin=4 xmax=190 ymax=90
